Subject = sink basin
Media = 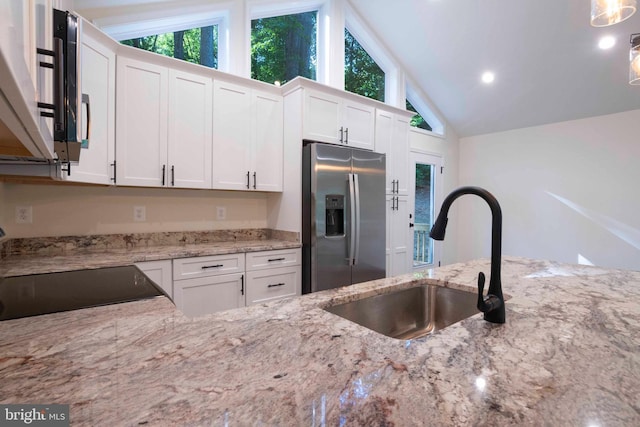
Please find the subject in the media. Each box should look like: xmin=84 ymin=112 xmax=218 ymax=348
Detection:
xmin=324 ymin=284 xmax=479 ymax=340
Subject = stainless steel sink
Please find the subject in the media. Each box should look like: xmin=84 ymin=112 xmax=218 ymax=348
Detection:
xmin=324 ymin=284 xmax=479 ymax=340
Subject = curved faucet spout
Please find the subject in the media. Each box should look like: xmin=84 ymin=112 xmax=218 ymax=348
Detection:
xmin=429 ymin=186 xmax=505 ymax=324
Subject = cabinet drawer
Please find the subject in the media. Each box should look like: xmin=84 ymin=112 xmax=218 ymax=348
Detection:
xmin=246 ymin=266 xmax=300 ymax=305
xmin=245 ymin=248 xmax=300 ymax=271
xmin=173 ymin=253 xmax=244 ymax=280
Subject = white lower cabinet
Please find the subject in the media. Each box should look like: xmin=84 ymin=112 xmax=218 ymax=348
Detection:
xmin=170 ymin=249 xmax=301 ymax=318
xmin=245 ymin=248 xmax=301 ymax=305
xmin=135 ymin=260 xmax=172 ymax=298
xmin=386 ymin=195 xmax=411 ymax=277
xmin=173 ymin=273 xmax=245 ymax=318
xmin=172 ymin=253 xmax=245 ymax=318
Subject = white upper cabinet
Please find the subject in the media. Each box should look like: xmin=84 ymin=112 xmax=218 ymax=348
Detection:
xmin=167 ymin=69 xmax=213 ymax=189
xmin=375 ymin=109 xmax=411 ymax=196
xmin=212 ymin=80 xmax=283 ymax=192
xmin=212 ymin=80 xmax=251 ymax=190
xmin=116 ymin=56 xmax=214 ymax=189
xmin=115 ymin=56 xmax=169 ymax=187
xmin=251 ymin=90 xmax=283 ymax=192
xmin=303 ymin=89 xmax=375 ymax=150
xmin=64 ymin=26 xmax=115 ymax=184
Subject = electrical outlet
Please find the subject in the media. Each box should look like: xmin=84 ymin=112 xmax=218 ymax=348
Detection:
xmin=133 ymin=206 xmax=146 ymax=222
xmin=16 ymin=206 xmax=33 ymax=224
xmin=216 ymin=206 xmax=227 ymax=220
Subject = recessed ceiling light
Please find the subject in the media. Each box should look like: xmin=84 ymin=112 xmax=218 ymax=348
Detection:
xmin=598 ymin=35 xmax=616 ymax=50
xmin=481 ymin=71 xmax=495 ymax=84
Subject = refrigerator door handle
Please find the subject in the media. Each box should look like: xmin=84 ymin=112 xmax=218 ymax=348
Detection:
xmin=353 ymin=173 xmax=361 ymax=265
xmin=348 ymin=173 xmax=356 ymax=265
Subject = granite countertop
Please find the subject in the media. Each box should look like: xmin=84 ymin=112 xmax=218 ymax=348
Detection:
xmin=1 ymin=257 xmax=639 ymax=426
xmin=0 ymin=229 xmax=300 ymax=277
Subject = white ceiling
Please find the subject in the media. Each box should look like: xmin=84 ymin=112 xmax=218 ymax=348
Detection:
xmin=75 ymin=0 xmax=640 ymax=138
xmin=351 ymin=0 xmax=640 ymax=137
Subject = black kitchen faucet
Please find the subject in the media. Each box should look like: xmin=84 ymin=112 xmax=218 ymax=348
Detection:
xmin=429 ymin=186 xmax=505 ymax=324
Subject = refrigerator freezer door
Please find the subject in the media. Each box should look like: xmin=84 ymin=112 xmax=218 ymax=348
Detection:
xmin=351 ymin=149 xmax=386 ymax=284
xmin=309 ymin=143 xmax=353 ymax=292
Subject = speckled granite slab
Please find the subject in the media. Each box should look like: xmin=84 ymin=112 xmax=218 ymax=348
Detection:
xmin=0 ymin=229 xmax=300 ymax=277
xmin=0 ymin=257 xmax=638 ymax=426
xmin=2 ymin=228 xmax=298 ymax=257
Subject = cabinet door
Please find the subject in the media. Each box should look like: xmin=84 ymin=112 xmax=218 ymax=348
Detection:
xmin=173 ymin=273 xmax=245 ymax=318
xmin=212 ymin=80 xmax=251 ymax=190
xmin=246 ymin=266 xmax=299 ymax=305
xmin=252 ymin=90 xmax=283 ymax=192
xmin=115 ymin=57 xmax=168 ymax=187
xmin=64 ymin=30 xmax=115 ymax=184
xmin=168 ymin=69 xmax=212 ymax=189
xmin=303 ymin=90 xmax=342 ymax=144
xmin=343 ymin=99 xmax=375 ymax=150
xmin=135 ymin=260 xmax=173 ymax=298
xmin=388 ymin=196 xmax=411 ymax=277
xmin=375 ymin=109 xmax=394 ymax=194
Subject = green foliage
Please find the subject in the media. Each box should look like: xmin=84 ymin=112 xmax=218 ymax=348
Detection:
xmin=251 ymin=12 xmax=317 ymax=84
xmin=406 ymin=100 xmax=432 ymax=131
xmin=415 ymin=164 xmax=433 ymax=189
xmin=121 ymin=26 xmax=218 ymax=68
xmin=344 ymin=29 xmax=385 ymax=102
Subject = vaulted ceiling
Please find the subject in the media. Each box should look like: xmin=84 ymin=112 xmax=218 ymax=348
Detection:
xmin=75 ymin=0 xmax=640 ymax=137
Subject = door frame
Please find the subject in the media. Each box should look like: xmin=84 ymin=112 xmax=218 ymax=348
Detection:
xmin=408 ymin=150 xmax=443 ymax=270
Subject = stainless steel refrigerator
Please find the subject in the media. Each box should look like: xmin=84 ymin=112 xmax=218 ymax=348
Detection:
xmin=302 ymin=141 xmax=386 ymax=293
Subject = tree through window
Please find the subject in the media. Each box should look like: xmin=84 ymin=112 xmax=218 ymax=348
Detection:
xmin=344 ymin=28 xmax=385 ymax=102
xmin=251 ymin=11 xmax=317 ymax=85
xmin=406 ymin=100 xmax=432 ymax=131
xmin=121 ymin=26 xmax=219 ymax=68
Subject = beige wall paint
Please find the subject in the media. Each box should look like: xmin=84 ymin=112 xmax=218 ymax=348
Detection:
xmin=1 ymin=183 xmax=268 ymax=238
xmin=458 ymin=109 xmax=640 ymax=271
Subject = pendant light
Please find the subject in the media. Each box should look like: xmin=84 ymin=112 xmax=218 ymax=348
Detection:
xmin=591 ymin=0 xmax=637 ymax=27
xmin=630 ymin=33 xmax=640 ymax=85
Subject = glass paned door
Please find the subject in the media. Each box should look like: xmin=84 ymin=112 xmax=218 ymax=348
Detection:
xmin=409 ymin=152 xmax=442 ymax=269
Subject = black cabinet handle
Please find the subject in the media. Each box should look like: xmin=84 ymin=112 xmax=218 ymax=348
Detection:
xmin=246 ymin=171 xmax=250 ymax=189
xmin=267 ymin=283 xmax=285 ymax=288
xmin=339 ymin=126 xmax=344 ymax=143
xmin=345 ymin=127 xmax=349 ymax=144
xmin=253 ymin=171 xmax=256 ymax=189
xmin=201 ymin=264 xmax=224 ymax=269
xmin=171 ymin=165 xmax=175 ymax=186
xmin=162 ymin=165 xmax=166 ymax=186
xmin=268 ymin=257 xmax=286 ymax=262
xmin=110 ymin=161 xmax=116 ymax=183
xmin=241 ymin=275 xmax=245 ymax=296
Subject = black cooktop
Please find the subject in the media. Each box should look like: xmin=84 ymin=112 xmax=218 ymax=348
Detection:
xmin=0 ymin=266 xmax=166 ymax=321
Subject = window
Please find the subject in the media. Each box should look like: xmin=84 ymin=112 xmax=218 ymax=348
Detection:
xmin=251 ymin=11 xmax=317 ymax=85
xmin=344 ymin=28 xmax=384 ymax=102
xmin=121 ymin=25 xmax=219 ymax=68
xmin=406 ymin=100 xmax=432 ymax=132
xmin=410 ymin=152 xmax=442 ymax=268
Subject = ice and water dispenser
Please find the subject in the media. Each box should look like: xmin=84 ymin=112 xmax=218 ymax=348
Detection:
xmin=325 ymin=195 xmax=344 ymax=237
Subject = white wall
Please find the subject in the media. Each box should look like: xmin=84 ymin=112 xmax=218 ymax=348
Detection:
xmin=409 ymin=127 xmax=459 ymax=264
xmin=1 ymin=183 xmax=268 ymax=238
xmin=457 ymin=109 xmax=640 ymax=271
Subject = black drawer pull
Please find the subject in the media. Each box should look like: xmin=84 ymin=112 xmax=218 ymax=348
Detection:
xmin=201 ymin=264 xmax=224 ymax=269
xmin=267 ymin=283 xmax=286 ymax=288
xmin=268 ymin=258 xmax=286 ymax=262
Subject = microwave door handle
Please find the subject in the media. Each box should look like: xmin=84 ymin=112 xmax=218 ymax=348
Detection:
xmin=353 ymin=173 xmax=360 ymax=265
xmin=348 ymin=173 xmax=356 ymax=265
xmin=54 ymin=37 xmax=64 ymax=133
